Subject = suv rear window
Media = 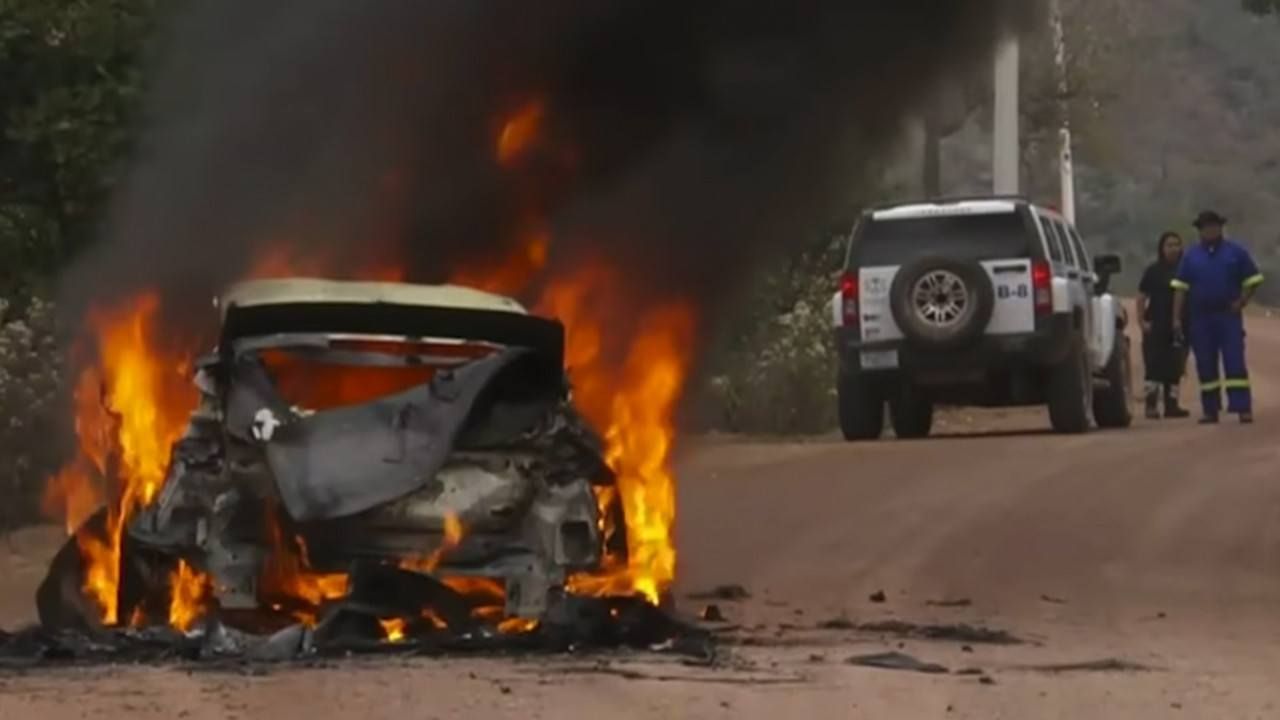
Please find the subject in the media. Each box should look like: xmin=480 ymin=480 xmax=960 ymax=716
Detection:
xmin=852 ymin=212 xmax=1030 ymax=267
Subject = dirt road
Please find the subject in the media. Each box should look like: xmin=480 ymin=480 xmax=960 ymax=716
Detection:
xmin=4 ymin=317 xmax=1280 ymax=719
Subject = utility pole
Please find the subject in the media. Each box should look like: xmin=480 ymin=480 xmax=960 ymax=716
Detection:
xmin=1050 ymin=0 xmax=1077 ymax=224
xmin=992 ymin=36 xmax=1020 ymax=195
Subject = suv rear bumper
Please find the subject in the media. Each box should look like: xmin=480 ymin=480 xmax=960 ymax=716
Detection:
xmin=835 ymin=313 xmax=1074 ymax=377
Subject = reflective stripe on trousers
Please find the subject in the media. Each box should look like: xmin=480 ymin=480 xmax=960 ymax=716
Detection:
xmin=1191 ymin=312 xmax=1251 ymax=415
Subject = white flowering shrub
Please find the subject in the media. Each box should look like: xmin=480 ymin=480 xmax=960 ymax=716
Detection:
xmin=695 ymin=238 xmax=844 ymax=435
xmin=0 ymin=297 xmax=68 ymax=532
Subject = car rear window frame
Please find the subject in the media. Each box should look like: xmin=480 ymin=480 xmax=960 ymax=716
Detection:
xmin=1038 ymin=216 xmax=1065 ymax=262
xmin=849 ymin=210 xmax=1035 ymax=268
xmin=1050 ymin=220 xmax=1077 ymax=268
xmin=1066 ymin=226 xmax=1091 ymax=272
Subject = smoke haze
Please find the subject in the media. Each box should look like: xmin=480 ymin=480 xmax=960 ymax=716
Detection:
xmin=61 ymin=1 xmax=1042 ymax=334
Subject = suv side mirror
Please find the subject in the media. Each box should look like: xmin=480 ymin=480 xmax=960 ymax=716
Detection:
xmin=1094 ymin=254 xmax=1122 ymax=275
xmin=1093 ymin=253 xmax=1122 ymax=295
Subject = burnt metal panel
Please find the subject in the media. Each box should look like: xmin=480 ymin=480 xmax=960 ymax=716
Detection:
xmin=263 ymin=349 xmax=536 ymax=522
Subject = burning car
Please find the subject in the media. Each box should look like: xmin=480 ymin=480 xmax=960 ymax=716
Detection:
xmin=39 ymin=278 xmax=628 ymax=634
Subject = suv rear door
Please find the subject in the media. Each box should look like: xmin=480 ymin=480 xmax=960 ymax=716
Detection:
xmin=1063 ymin=223 xmax=1109 ymax=368
xmin=849 ymin=204 xmax=1039 ymax=346
xmin=1049 ymin=216 xmax=1096 ymax=350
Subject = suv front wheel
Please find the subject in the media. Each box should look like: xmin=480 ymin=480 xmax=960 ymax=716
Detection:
xmin=1093 ymin=334 xmax=1133 ymax=428
xmin=1047 ymin=333 xmax=1092 ymax=434
xmin=838 ymin=371 xmax=885 ymax=441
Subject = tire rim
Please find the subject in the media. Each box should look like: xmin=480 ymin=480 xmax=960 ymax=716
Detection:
xmin=910 ymin=270 xmax=969 ymax=327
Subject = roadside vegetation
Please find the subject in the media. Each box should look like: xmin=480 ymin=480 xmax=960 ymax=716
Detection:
xmin=0 ymin=1 xmax=1275 ymax=530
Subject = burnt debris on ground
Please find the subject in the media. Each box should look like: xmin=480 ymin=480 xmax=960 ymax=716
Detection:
xmin=817 ymin=617 xmax=1023 ymax=645
xmin=6 ymin=569 xmax=714 ymax=670
xmin=687 ymin=585 xmax=751 ymax=602
xmin=856 ymin=620 xmax=1022 ymax=645
xmin=1021 ymin=658 xmax=1155 ymax=674
xmin=846 ymin=651 xmax=949 ymax=675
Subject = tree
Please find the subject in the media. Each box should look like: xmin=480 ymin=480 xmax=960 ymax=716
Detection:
xmin=1243 ymin=0 xmax=1279 ymax=15
xmin=0 ymin=1 xmax=158 ymax=302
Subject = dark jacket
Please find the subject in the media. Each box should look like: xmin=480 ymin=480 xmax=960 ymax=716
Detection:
xmin=1139 ymin=239 xmax=1189 ymax=384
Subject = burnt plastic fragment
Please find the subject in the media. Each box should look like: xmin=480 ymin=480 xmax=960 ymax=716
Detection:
xmin=36 ymin=509 xmax=111 ymax=633
xmin=343 ymin=562 xmax=475 ymax=631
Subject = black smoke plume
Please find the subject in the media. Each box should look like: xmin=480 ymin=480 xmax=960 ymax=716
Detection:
xmin=60 ymin=1 xmax=1041 ymax=337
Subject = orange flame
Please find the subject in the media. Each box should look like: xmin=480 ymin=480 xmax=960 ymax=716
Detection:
xmin=43 ymin=464 xmax=104 ymax=537
xmin=400 ymin=512 xmax=464 ymax=574
xmin=261 ymin=516 xmax=349 ymax=613
xmin=442 ymin=576 xmax=506 ymax=604
xmin=421 ymin=608 xmax=448 ymax=630
xmin=449 ymin=230 xmax=550 ymax=296
xmin=169 ymin=560 xmax=212 ymax=632
xmin=380 ymin=617 xmax=408 ymax=643
xmin=497 ymin=100 xmax=546 ymax=165
xmin=93 ymin=296 xmax=195 ymax=510
xmin=248 ymin=244 xmax=405 ymax=283
xmin=497 ymin=617 xmax=540 ymax=634
xmin=49 ymin=214 xmax=694 ymax=628
xmin=45 ymin=293 xmax=199 ymax=625
xmin=535 ymin=264 xmax=695 ymax=604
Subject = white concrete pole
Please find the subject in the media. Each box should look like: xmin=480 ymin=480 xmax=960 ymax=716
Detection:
xmin=1050 ymin=0 xmax=1077 ymax=224
xmin=992 ymin=36 xmax=1020 ymax=195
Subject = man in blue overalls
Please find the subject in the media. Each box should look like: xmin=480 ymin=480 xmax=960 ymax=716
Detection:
xmin=1171 ymin=210 xmax=1264 ymax=424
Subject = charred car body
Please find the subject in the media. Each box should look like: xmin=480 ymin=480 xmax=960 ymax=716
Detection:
xmin=43 ymin=279 xmax=625 ymax=630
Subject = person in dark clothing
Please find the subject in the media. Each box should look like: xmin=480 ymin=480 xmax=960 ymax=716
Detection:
xmin=1137 ymin=231 xmax=1191 ymax=419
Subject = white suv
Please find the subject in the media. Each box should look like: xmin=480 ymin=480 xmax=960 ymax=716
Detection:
xmin=831 ymin=196 xmax=1131 ymax=440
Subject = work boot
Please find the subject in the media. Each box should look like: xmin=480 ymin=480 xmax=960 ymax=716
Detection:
xmin=1144 ymin=389 xmax=1160 ymax=420
xmin=1163 ymin=395 xmax=1190 ymax=419
xmin=1199 ymin=414 xmax=1219 ymax=425
xmin=1240 ymin=412 xmax=1254 ymax=424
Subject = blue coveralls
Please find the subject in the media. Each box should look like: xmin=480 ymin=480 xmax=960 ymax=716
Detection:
xmin=1171 ymin=239 xmax=1265 ymax=417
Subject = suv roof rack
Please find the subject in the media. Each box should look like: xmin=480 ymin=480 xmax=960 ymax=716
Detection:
xmin=865 ymin=194 xmax=1031 ymax=212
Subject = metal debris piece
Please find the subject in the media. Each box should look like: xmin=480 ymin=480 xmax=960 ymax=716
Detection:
xmin=1023 ymin=658 xmax=1153 ymax=674
xmin=699 ymin=605 xmax=726 ymax=622
xmin=342 ymin=562 xmax=475 ymax=630
xmin=247 ymin=623 xmax=314 ymax=662
xmin=846 ymin=651 xmax=948 ymax=674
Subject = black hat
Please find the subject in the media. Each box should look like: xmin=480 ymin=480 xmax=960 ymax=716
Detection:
xmin=1193 ymin=210 xmax=1228 ymax=228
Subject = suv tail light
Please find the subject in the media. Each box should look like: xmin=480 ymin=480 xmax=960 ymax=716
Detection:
xmin=840 ymin=271 xmax=858 ymax=326
xmin=1031 ymin=261 xmax=1053 ymax=315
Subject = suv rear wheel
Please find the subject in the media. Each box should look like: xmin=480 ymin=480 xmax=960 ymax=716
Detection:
xmin=838 ymin=371 xmax=885 ymax=441
xmin=1093 ymin=334 xmax=1133 ymax=428
xmin=1048 ymin=333 xmax=1092 ymax=434
xmin=889 ymin=383 xmax=933 ymax=439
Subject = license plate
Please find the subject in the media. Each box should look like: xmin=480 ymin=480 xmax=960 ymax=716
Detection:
xmin=860 ymin=349 xmax=899 ymax=370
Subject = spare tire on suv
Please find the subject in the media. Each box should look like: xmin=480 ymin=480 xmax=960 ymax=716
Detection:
xmin=889 ymin=256 xmax=995 ymax=349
